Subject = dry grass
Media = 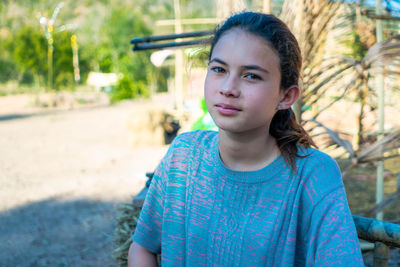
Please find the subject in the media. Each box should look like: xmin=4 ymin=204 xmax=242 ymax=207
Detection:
xmin=339 ymin=158 xmax=400 ymax=222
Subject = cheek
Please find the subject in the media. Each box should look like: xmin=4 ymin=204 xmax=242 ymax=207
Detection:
xmin=204 ymin=73 xmax=214 ymax=110
xmin=246 ymin=91 xmax=279 ymax=113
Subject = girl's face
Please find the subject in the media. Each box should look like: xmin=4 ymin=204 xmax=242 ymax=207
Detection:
xmin=204 ymin=28 xmax=283 ymax=135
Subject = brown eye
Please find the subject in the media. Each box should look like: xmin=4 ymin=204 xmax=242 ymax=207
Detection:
xmin=211 ymin=66 xmax=225 ymax=73
xmin=245 ymin=73 xmax=261 ymax=80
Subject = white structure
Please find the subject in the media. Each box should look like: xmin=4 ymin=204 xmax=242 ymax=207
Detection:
xmin=87 ymin=72 xmax=119 ymax=91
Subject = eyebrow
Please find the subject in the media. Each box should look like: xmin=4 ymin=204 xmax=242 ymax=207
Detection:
xmin=209 ymin=58 xmax=228 ymax=66
xmin=209 ymin=57 xmax=269 ymax=73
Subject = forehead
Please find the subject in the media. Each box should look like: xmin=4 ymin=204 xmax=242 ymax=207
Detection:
xmin=211 ymin=28 xmax=280 ymax=67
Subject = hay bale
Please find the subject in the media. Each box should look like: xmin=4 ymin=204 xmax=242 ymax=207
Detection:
xmin=113 ymin=202 xmax=142 ymax=266
xmin=113 ymin=175 xmax=155 ymax=266
xmin=127 ymin=107 xmax=180 ymax=146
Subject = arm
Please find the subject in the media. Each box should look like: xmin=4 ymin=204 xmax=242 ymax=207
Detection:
xmin=305 ymin=186 xmax=364 ymax=266
xmin=130 ymin=141 xmax=172 ymax=264
xmin=299 ymin=151 xmax=364 ymax=266
xmin=128 ymin=241 xmax=157 ymax=267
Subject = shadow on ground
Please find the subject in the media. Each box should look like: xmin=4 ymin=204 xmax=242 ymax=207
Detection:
xmin=0 ymin=113 xmax=36 ymax=121
xmin=0 ymin=198 xmax=119 ymax=267
xmin=0 ymin=103 xmax=110 ymax=122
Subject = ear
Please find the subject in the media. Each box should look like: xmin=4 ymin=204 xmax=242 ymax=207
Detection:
xmin=278 ymin=85 xmax=300 ymax=109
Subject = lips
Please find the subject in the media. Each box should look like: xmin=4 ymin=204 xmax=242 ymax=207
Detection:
xmin=215 ymin=103 xmax=241 ymax=115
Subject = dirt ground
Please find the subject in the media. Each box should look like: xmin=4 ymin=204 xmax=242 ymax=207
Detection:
xmin=0 ymin=94 xmax=169 ymax=266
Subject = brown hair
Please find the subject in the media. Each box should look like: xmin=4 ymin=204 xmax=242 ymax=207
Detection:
xmin=209 ymin=11 xmax=315 ymax=171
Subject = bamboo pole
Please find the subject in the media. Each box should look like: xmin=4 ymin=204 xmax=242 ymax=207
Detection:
xmin=47 ymin=28 xmax=54 ymax=89
xmin=374 ymin=242 xmax=390 ymax=267
xmin=156 ymin=18 xmax=220 ymax=26
xmin=292 ymin=0 xmax=304 ymax=122
xmin=376 ymin=0 xmax=385 ymax=221
xmin=174 ymin=0 xmax=184 ymax=113
xmin=71 ymin=34 xmax=80 ymax=83
xmin=353 ymin=215 xmax=400 ymax=248
xmin=263 ymin=0 xmax=272 ymax=13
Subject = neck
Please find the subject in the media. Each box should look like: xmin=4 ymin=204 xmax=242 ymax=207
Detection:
xmin=218 ymin=128 xmax=280 ymax=171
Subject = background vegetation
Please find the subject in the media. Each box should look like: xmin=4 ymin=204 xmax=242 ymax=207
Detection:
xmin=0 ymin=0 xmax=216 ymax=100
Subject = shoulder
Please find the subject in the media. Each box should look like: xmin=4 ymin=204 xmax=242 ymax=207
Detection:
xmin=295 ymin=147 xmax=344 ymax=203
xmin=169 ymin=130 xmax=218 ymax=153
xmin=297 ymin=147 xmax=341 ymax=178
xmin=162 ymin=130 xmax=218 ymax=164
xmin=173 ymin=130 xmax=218 ymax=145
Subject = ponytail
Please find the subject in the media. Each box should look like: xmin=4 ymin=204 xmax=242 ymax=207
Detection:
xmin=270 ymin=108 xmax=315 ymax=172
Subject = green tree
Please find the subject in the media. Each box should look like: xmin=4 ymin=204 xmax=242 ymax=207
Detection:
xmin=0 ymin=29 xmax=18 ymax=83
xmin=13 ymin=25 xmax=87 ymax=90
xmin=13 ymin=25 xmax=47 ymax=85
xmin=53 ymin=31 xmax=74 ymax=89
xmin=52 ymin=31 xmax=91 ymax=89
xmin=99 ymin=6 xmax=158 ymax=102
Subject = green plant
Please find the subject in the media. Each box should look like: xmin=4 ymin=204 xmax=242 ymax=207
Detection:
xmin=110 ymin=75 xmax=149 ymax=103
xmin=0 ymin=58 xmax=18 ymax=82
xmin=13 ymin=25 xmax=47 ymax=84
xmin=52 ymin=30 xmax=75 ymax=90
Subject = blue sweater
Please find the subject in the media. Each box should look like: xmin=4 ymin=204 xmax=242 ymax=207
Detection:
xmin=133 ymin=130 xmax=364 ymax=266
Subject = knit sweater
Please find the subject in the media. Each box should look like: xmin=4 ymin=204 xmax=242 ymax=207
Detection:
xmin=133 ymin=130 xmax=364 ymax=266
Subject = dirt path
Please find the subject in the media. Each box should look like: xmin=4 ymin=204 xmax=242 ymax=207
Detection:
xmin=0 ymin=95 xmax=169 ymax=266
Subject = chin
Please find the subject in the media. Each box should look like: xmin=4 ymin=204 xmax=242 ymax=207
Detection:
xmin=218 ymin=122 xmax=270 ymax=135
xmin=217 ymin=124 xmax=246 ymax=134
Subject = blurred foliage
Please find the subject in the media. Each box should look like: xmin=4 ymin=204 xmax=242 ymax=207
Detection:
xmin=0 ymin=0 xmax=219 ymax=98
xmin=100 ymin=6 xmax=154 ymax=101
xmin=0 ymin=31 xmax=18 ymax=82
xmin=111 ymin=75 xmax=149 ymax=103
xmin=11 ymin=25 xmax=89 ymax=90
xmin=53 ymin=31 xmax=77 ymax=90
xmin=2 ymin=0 xmax=400 ymax=104
xmin=0 ymin=0 xmax=199 ymax=98
xmin=343 ymin=30 xmax=368 ymax=61
xmin=13 ymin=25 xmax=47 ymax=84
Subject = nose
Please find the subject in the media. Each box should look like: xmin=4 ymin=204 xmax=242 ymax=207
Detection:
xmin=219 ymin=75 xmax=240 ymax=97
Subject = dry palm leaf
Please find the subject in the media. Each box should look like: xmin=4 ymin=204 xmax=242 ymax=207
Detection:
xmin=311 ymin=118 xmax=400 ymax=164
xmin=356 ymin=129 xmax=400 ymax=163
xmin=309 ymin=118 xmax=355 ymax=157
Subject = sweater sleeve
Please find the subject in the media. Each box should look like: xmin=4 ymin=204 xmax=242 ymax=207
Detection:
xmin=304 ymin=186 xmax=364 ymax=266
xmin=132 ymin=149 xmax=169 ymax=254
xmin=131 ymin=131 xmax=201 ymax=255
xmin=296 ymin=150 xmax=364 ymax=266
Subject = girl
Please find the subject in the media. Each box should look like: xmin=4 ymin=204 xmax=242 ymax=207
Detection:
xmin=128 ymin=12 xmax=364 ymax=266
